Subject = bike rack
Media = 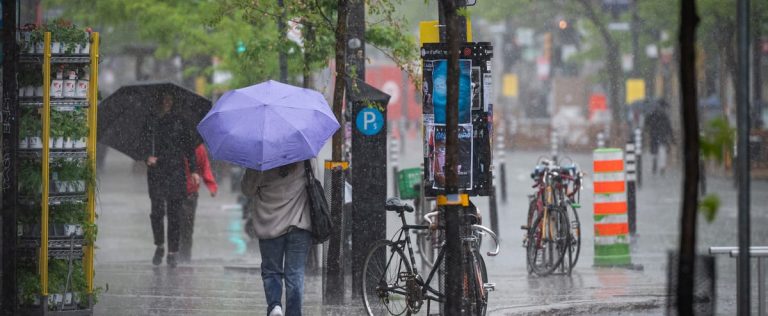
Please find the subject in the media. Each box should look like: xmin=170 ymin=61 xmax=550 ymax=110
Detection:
xmin=709 ymin=246 xmax=768 ymax=316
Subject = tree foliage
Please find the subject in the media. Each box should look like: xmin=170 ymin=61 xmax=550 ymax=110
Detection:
xmin=44 ymin=0 xmax=417 ymax=91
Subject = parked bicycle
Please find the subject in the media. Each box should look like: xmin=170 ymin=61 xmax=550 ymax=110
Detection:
xmin=361 ymin=197 xmax=500 ymax=315
xmin=522 ymin=158 xmax=583 ymax=276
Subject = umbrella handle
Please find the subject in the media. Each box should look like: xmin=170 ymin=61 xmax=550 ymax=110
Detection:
xmin=150 ymin=123 xmax=156 ymax=157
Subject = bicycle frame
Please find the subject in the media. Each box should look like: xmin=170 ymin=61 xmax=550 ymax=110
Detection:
xmin=391 ymin=210 xmax=446 ymax=303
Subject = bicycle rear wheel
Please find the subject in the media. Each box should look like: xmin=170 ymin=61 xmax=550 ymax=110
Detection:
xmin=362 ymin=240 xmax=414 ymax=316
xmin=568 ymin=205 xmax=581 ymax=270
xmin=527 ymin=208 xmax=568 ymax=276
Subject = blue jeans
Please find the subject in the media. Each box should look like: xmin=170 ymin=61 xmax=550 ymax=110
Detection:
xmin=259 ymin=229 xmax=312 ymax=316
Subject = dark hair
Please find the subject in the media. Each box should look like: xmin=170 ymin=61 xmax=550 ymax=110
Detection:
xmin=278 ymin=163 xmax=296 ymax=177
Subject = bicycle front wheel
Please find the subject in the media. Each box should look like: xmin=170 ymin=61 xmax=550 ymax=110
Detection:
xmin=362 ymin=240 xmax=414 ymax=316
xmin=469 ymin=250 xmax=488 ymax=316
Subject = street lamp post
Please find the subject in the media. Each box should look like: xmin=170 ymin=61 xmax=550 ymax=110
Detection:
xmin=736 ymin=0 xmax=752 ymax=314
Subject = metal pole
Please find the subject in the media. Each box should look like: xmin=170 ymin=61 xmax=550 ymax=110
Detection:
xmin=737 ymin=0 xmax=752 ymax=314
xmin=634 ymin=128 xmax=642 ymax=188
xmin=496 ymin=134 xmax=507 ymax=203
xmin=391 ymin=138 xmax=399 ymax=196
xmin=489 ymin=184 xmax=499 ymax=237
xmin=551 ymin=131 xmax=558 ymax=163
xmin=760 ymin=257 xmax=765 ymax=316
xmin=626 ymin=142 xmax=637 ymax=236
xmin=597 ymin=132 xmax=606 ymax=148
xmin=2 ymin=0 xmax=20 ymax=312
xmin=441 ymin=0 xmax=467 ymax=314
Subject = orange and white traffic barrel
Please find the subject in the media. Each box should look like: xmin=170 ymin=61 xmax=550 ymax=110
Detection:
xmin=593 ymin=148 xmax=632 ymax=266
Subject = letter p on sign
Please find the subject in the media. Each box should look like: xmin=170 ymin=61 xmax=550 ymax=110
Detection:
xmin=356 ymin=108 xmax=384 ymax=136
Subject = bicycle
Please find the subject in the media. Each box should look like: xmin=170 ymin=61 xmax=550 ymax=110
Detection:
xmin=522 ymin=159 xmax=583 ymax=276
xmin=361 ymin=197 xmax=499 ymax=316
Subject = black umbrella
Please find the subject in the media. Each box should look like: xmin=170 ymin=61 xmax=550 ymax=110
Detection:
xmin=97 ymin=82 xmax=211 ymax=161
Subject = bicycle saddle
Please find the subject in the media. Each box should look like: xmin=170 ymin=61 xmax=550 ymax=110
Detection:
xmin=385 ymin=197 xmax=414 ymax=213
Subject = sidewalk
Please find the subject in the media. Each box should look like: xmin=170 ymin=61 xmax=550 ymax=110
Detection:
xmin=91 ymin=144 xmax=767 ymax=315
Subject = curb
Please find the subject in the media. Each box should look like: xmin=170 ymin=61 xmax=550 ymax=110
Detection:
xmin=488 ymin=296 xmax=666 ymax=315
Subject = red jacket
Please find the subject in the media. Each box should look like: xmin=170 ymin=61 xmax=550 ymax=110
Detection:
xmin=184 ymin=144 xmax=218 ymax=195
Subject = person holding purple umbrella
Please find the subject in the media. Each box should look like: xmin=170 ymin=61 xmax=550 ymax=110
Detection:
xmin=241 ymin=161 xmax=312 ymax=316
xmin=198 ymin=81 xmax=340 ymax=316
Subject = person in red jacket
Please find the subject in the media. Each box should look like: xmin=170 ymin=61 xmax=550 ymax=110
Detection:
xmin=180 ymin=144 xmax=218 ymax=263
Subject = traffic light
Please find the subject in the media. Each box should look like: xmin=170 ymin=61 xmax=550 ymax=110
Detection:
xmin=236 ymin=40 xmax=246 ymax=54
xmin=557 ymin=19 xmax=578 ymax=45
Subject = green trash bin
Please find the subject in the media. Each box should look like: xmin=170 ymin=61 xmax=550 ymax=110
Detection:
xmin=397 ymin=168 xmax=422 ymax=200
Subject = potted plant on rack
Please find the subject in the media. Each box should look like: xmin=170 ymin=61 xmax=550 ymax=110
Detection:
xmin=50 ymin=110 xmax=66 ymax=149
xmin=30 ymin=25 xmax=45 ymax=54
xmin=18 ymin=160 xmax=42 ymax=197
xmin=19 ymin=64 xmax=43 ymax=97
xmin=80 ymin=27 xmax=93 ymax=55
xmin=18 ymin=65 xmax=32 ymax=97
xmin=60 ymin=111 xmax=75 ymax=148
xmin=20 ymin=24 xmax=37 ymax=54
xmin=72 ymin=109 xmax=88 ymax=149
xmin=47 ymin=21 xmax=64 ymax=55
xmin=65 ymin=25 xmax=89 ymax=55
xmin=55 ymin=159 xmax=84 ymax=194
xmin=19 ymin=109 xmax=34 ymax=149
xmin=20 ymin=108 xmax=41 ymax=150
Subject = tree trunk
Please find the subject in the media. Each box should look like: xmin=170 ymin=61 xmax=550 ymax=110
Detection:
xmin=303 ymin=22 xmax=315 ymax=89
xmin=277 ymin=0 xmax=288 ymax=82
xmin=677 ymin=0 xmax=700 ymax=314
xmin=578 ymin=0 xmax=624 ymax=144
xmin=332 ymin=0 xmax=349 ymax=162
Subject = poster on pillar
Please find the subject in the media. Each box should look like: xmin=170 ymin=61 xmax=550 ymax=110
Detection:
xmin=426 ymin=123 xmax=473 ymax=190
xmin=421 ymin=42 xmax=494 ymax=196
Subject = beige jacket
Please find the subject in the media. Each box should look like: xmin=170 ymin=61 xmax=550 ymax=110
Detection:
xmin=241 ymin=162 xmax=311 ymax=239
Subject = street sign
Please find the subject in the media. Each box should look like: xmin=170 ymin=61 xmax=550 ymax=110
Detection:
xmin=625 ymin=79 xmax=645 ymax=104
xmin=502 ymin=74 xmax=518 ymax=97
xmin=608 ymin=22 xmax=630 ymax=31
xmin=355 ymin=107 xmax=384 ymax=136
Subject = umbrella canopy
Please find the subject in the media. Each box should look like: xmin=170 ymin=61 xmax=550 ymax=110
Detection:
xmin=98 ymin=82 xmax=211 ymax=160
xmin=197 ymin=80 xmax=339 ymax=171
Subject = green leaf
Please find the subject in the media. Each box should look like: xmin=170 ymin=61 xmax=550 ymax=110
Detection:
xmin=699 ymin=194 xmax=720 ymax=223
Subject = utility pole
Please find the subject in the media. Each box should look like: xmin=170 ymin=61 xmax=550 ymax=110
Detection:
xmin=347 ymin=0 xmax=369 ymax=300
xmin=440 ymin=0 xmax=466 ymax=314
xmin=2 ymin=0 xmax=20 ymax=313
xmin=736 ymin=0 xmax=752 ymax=314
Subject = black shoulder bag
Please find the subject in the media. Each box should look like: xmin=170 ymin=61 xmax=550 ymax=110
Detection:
xmin=303 ymin=160 xmax=333 ymax=243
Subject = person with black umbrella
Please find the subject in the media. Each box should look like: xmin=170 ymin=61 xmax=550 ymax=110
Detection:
xmin=146 ymin=94 xmax=200 ymax=268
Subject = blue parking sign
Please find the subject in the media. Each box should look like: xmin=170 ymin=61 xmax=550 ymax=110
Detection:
xmin=356 ymin=108 xmax=383 ymax=136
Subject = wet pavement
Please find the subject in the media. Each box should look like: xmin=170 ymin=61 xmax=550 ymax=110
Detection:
xmin=92 ymin=135 xmax=768 ymax=315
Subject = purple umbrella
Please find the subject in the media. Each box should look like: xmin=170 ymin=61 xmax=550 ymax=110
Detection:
xmin=197 ymin=80 xmax=339 ymax=171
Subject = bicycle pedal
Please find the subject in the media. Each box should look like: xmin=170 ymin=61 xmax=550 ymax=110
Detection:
xmin=483 ymin=283 xmax=496 ymax=291
xmin=520 ymin=225 xmax=529 ymax=230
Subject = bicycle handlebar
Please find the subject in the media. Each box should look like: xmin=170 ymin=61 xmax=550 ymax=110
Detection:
xmin=424 ymin=211 xmax=438 ymax=226
xmin=471 ymin=224 xmax=500 ymax=257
